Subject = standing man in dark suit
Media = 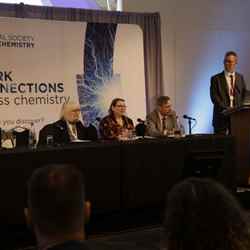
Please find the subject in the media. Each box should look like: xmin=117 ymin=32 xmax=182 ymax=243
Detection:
xmin=210 ymin=51 xmax=246 ymax=134
xmin=38 ymin=102 xmax=97 ymax=146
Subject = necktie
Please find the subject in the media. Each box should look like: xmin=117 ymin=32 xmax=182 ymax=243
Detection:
xmin=162 ymin=116 xmax=166 ymax=132
xmin=229 ymin=74 xmax=235 ymax=107
xmin=230 ymin=74 xmax=234 ymax=97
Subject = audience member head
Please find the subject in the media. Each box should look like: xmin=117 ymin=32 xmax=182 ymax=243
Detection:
xmin=108 ymin=98 xmax=126 ymax=118
xmin=25 ymin=164 xmax=89 ymax=246
xmin=163 ymin=177 xmax=250 ymax=250
xmin=157 ymin=96 xmax=172 ymax=116
xmin=224 ymin=51 xmax=238 ymax=73
xmin=60 ymin=102 xmax=81 ymax=123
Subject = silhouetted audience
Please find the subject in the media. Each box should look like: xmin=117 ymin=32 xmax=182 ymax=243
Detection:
xmin=25 ymin=164 xmax=90 ymax=250
xmin=163 ymin=178 xmax=250 ymax=250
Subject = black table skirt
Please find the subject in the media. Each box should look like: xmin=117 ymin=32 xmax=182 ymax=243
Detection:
xmin=0 ymin=135 xmax=236 ymax=225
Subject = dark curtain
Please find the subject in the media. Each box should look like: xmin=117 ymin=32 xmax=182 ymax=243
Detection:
xmin=0 ymin=3 xmax=163 ymax=112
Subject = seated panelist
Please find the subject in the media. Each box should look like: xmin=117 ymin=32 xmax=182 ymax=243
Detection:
xmin=146 ymin=96 xmax=177 ymax=136
xmin=99 ymin=98 xmax=134 ymax=140
xmin=38 ymin=102 xmax=97 ymax=146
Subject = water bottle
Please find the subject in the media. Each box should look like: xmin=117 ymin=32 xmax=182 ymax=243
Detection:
xmin=176 ymin=116 xmax=185 ymax=137
xmin=179 ymin=118 xmax=185 ymax=136
xmin=29 ymin=122 xmax=37 ymax=149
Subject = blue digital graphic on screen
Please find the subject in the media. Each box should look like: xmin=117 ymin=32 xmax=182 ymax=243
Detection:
xmin=77 ymin=23 xmax=118 ymax=125
xmin=0 ymin=0 xmax=101 ymax=9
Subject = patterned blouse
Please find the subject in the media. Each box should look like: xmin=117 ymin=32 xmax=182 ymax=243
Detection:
xmin=99 ymin=114 xmax=134 ymax=140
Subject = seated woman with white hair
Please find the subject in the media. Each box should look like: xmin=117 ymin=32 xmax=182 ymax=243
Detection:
xmin=38 ymin=102 xmax=97 ymax=146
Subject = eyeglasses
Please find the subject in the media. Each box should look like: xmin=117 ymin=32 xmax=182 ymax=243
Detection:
xmin=71 ymin=109 xmax=81 ymax=113
xmin=115 ymin=105 xmax=127 ymax=108
xmin=225 ymin=60 xmax=236 ymax=64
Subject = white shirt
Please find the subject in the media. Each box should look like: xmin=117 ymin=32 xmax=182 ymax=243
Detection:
xmin=158 ymin=112 xmax=175 ymax=133
xmin=224 ymin=70 xmax=236 ymax=107
xmin=66 ymin=121 xmax=78 ymax=141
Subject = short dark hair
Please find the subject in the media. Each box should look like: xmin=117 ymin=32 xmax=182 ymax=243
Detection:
xmin=108 ymin=98 xmax=125 ymax=114
xmin=224 ymin=51 xmax=238 ymax=59
xmin=163 ymin=178 xmax=250 ymax=250
xmin=27 ymin=164 xmax=85 ymax=235
xmin=156 ymin=96 xmax=170 ymax=106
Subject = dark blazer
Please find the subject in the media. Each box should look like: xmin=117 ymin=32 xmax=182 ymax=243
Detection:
xmin=210 ymin=71 xmax=246 ymax=131
xmin=38 ymin=119 xmax=98 ymax=146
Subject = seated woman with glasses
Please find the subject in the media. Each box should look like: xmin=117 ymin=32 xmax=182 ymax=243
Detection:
xmin=99 ymin=98 xmax=134 ymax=140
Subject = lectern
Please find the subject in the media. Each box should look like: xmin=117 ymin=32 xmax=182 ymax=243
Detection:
xmin=225 ymin=106 xmax=250 ymax=185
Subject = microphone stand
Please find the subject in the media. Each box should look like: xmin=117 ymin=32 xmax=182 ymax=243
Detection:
xmin=183 ymin=115 xmax=196 ymax=135
xmin=188 ymin=118 xmax=192 ymax=135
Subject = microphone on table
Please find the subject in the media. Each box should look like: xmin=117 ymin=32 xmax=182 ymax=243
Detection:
xmin=183 ymin=114 xmax=196 ymax=121
xmin=183 ymin=115 xmax=196 ymax=135
xmin=56 ymin=124 xmax=65 ymax=131
xmin=137 ymin=118 xmax=145 ymax=123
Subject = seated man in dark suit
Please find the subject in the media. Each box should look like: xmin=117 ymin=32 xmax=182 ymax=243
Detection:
xmin=25 ymin=164 xmax=91 ymax=250
xmin=38 ymin=102 xmax=97 ymax=146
